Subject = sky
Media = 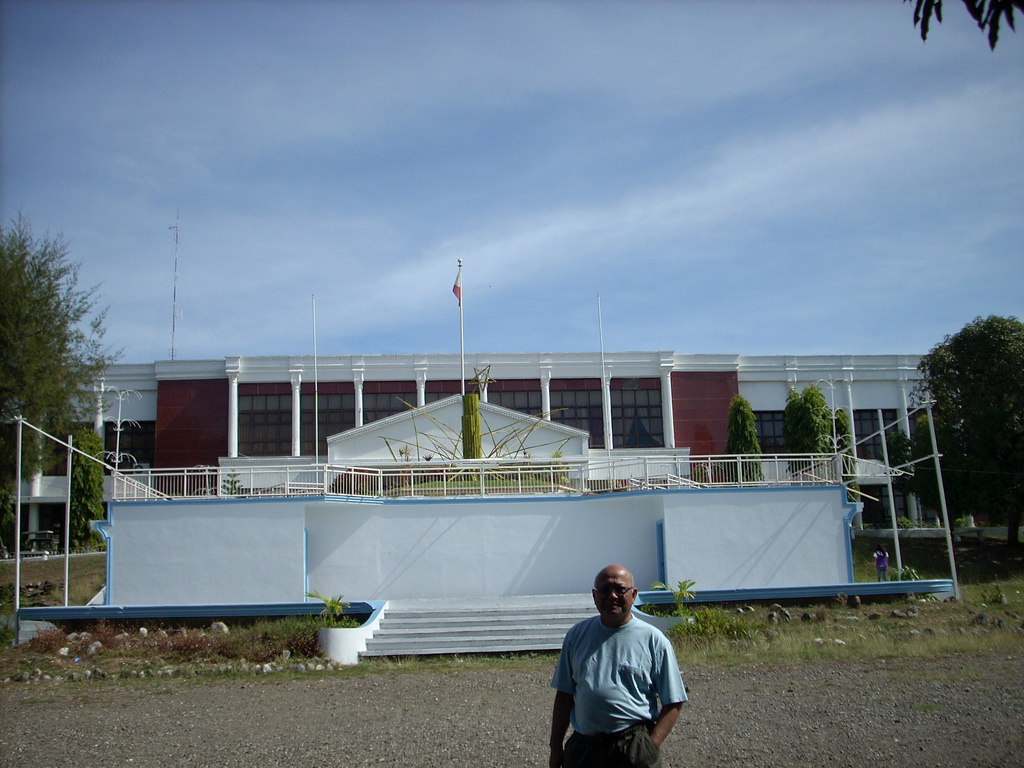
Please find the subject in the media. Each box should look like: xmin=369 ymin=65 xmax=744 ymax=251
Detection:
xmin=1 ymin=0 xmax=1022 ymax=365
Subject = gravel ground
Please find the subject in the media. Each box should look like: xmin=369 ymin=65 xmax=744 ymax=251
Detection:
xmin=1 ymin=651 xmax=1022 ymax=768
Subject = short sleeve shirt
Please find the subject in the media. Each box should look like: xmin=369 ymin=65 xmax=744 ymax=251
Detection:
xmin=551 ymin=615 xmax=687 ymax=735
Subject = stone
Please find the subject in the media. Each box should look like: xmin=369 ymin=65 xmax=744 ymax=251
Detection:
xmin=848 ymin=594 xmax=861 ymax=608
xmin=972 ymin=612 xmax=989 ymax=626
xmin=209 ymin=621 xmax=229 ymax=635
xmin=86 ymin=641 xmax=103 ymax=656
xmin=890 ymin=610 xmax=907 ymax=619
xmin=868 ymin=612 xmax=882 ymax=620
xmin=768 ymin=612 xmax=779 ymax=625
xmin=906 ymin=606 xmax=919 ymax=617
xmin=138 ymin=627 xmax=149 ymax=637
xmin=780 ymin=609 xmax=792 ymax=622
xmin=801 ymin=612 xmax=812 ymax=622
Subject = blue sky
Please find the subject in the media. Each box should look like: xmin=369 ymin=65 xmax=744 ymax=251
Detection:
xmin=2 ymin=1 xmax=1021 ymax=364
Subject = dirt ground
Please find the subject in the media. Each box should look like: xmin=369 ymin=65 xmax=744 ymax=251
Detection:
xmin=2 ymin=651 xmax=1022 ymax=768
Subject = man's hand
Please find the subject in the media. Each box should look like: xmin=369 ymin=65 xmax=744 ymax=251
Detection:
xmin=649 ymin=701 xmax=684 ymax=749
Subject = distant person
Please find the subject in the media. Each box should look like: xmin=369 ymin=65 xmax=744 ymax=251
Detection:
xmin=549 ymin=564 xmax=687 ymax=768
xmin=875 ymin=545 xmax=890 ymax=581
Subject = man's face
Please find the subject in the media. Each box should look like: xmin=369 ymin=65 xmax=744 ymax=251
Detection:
xmin=592 ymin=569 xmax=637 ymax=627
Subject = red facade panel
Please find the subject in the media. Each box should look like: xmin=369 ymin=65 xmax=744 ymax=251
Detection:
xmin=670 ymin=371 xmax=738 ymax=454
xmin=155 ymin=379 xmax=229 ymax=468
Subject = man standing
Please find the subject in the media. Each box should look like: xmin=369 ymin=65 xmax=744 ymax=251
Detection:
xmin=550 ymin=564 xmax=687 ymax=768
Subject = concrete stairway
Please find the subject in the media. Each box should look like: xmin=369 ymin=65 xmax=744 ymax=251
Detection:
xmin=361 ymin=594 xmax=596 ymax=657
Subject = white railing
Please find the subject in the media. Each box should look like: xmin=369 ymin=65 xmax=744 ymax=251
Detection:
xmin=110 ymin=453 xmax=842 ymax=502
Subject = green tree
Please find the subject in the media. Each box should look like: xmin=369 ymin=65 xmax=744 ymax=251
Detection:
xmin=783 ymin=385 xmax=832 ymax=455
xmin=725 ymin=395 xmax=764 ymax=482
xmin=915 ymin=315 xmax=1024 ymax=546
xmin=0 ymin=215 xmax=115 ymax=551
xmin=885 ymin=428 xmax=915 ymax=499
xmin=908 ymin=0 xmax=1021 ymax=50
xmin=69 ymin=426 xmax=105 ymax=548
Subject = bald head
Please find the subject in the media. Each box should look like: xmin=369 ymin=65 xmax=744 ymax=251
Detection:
xmin=594 ymin=564 xmax=634 ymax=589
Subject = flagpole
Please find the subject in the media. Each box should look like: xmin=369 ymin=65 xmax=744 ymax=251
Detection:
xmin=312 ymin=294 xmax=319 ymax=463
xmin=455 ymin=260 xmax=465 ymax=395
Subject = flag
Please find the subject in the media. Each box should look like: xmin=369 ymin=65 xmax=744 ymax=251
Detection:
xmin=453 ymin=268 xmax=462 ymax=306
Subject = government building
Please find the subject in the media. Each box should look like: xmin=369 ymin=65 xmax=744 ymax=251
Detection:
xmin=90 ymin=350 xmax=925 ymax=526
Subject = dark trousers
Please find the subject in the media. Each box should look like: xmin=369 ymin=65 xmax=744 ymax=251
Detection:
xmin=563 ymin=722 xmax=661 ymax=768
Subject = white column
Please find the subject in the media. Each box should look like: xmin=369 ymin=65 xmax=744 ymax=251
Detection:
xmin=290 ymin=369 xmax=302 ymax=457
xmin=541 ymin=368 xmax=552 ymax=420
xmin=354 ymin=373 xmax=364 ymax=428
xmin=601 ymin=375 xmax=613 ymax=451
xmin=415 ymin=369 xmax=427 ymax=408
xmin=843 ymin=377 xmax=856 ymax=450
xmin=227 ymin=369 xmax=239 ymax=458
xmin=660 ymin=369 xmax=675 ymax=448
xmin=94 ymin=381 xmax=105 ymax=434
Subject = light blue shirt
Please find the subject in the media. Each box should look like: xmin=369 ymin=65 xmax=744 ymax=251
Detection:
xmin=551 ymin=615 xmax=687 ymax=735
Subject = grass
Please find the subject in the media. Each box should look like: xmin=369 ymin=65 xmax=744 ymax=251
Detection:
xmin=2 ymin=538 xmax=1023 ymax=683
xmin=0 ymin=552 xmax=107 ymax=613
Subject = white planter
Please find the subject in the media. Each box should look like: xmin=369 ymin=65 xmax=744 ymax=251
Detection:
xmin=317 ymin=601 xmax=388 ymax=665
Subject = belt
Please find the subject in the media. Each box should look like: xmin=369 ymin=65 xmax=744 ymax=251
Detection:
xmin=576 ymin=721 xmax=653 ymax=742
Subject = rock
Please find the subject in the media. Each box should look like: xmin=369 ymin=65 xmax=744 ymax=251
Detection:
xmin=848 ymin=594 xmax=861 ymax=608
xmin=780 ymin=609 xmax=792 ymax=622
xmin=280 ymin=649 xmax=291 ymax=660
xmin=66 ymin=632 xmax=80 ymax=643
xmin=58 ymin=647 xmax=70 ymax=656
xmin=835 ymin=593 xmax=848 ymax=606
xmin=890 ymin=610 xmax=907 ymax=619
xmin=801 ymin=612 xmax=812 ymax=622
xmin=138 ymin=627 xmax=149 ymax=637
xmin=86 ymin=641 xmax=103 ymax=656
xmin=972 ymin=612 xmax=989 ymax=626
xmin=768 ymin=612 xmax=779 ymax=625
xmin=868 ymin=612 xmax=882 ymax=621
xmin=210 ymin=621 xmax=229 ymax=635
xmin=906 ymin=606 xmax=919 ymax=617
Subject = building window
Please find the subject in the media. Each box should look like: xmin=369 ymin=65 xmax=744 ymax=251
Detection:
xmin=301 ymin=392 xmax=355 ymax=457
xmin=362 ymin=391 xmax=414 ymax=424
xmin=239 ymin=394 xmax=292 ymax=457
xmin=754 ymin=411 xmax=786 ymax=453
xmin=610 ymin=388 xmax=663 ymax=448
xmin=550 ymin=389 xmax=604 ymax=448
xmin=104 ymin=420 xmax=156 ymax=469
xmin=853 ymin=409 xmax=898 ymax=461
xmin=489 ymin=389 xmax=543 ymax=415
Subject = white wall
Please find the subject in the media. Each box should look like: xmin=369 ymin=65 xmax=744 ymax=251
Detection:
xmin=662 ymin=487 xmax=855 ymax=588
xmin=102 ymin=486 xmax=855 ymax=605
xmin=98 ymin=498 xmax=307 ymax=605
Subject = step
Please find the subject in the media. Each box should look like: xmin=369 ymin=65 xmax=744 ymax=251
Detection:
xmin=360 ymin=594 xmax=596 ymax=657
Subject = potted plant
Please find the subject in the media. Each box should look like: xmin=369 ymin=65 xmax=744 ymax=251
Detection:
xmin=306 ymin=590 xmax=383 ymax=665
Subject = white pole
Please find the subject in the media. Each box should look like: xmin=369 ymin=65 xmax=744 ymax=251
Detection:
xmin=456 ymin=260 xmax=465 ymax=396
xmin=598 ymin=293 xmax=612 ymax=453
xmin=63 ymin=433 xmax=73 ymax=606
xmin=878 ymin=409 xmax=903 ymax=578
xmin=926 ymin=401 xmax=961 ymax=599
xmin=13 ymin=418 xmax=23 ymax=639
xmin=312 ymin=294 xmax=320 ymax=463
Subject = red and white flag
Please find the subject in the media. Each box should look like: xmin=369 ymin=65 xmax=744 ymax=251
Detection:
xmin=452 ymin=268 xmax=462 ymax=306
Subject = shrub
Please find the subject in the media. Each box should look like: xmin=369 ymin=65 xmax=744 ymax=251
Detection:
xmin=669 ymin=607 xmax=766 ymax=645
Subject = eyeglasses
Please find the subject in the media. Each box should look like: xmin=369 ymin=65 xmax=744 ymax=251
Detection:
xmin=594 ymin=585 xmax=635 ymax=597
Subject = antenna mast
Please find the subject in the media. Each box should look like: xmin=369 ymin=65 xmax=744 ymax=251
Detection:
xmin=169 ymin=212 xmax=180 ymax=361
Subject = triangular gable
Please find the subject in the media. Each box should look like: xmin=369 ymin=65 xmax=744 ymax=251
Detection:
xmin=326 ymin=395 xmax=589 ymax=462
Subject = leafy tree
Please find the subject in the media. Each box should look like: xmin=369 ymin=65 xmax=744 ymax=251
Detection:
xmin=885 ymin=428 xmax=915 ymax=498
xmin=915 ymin=315 xmax=1024 ymax=546
xmin=725 ymin=395 xmax=764 ymax=482
xmin=908 ymin=0 xmax=1021 ymax=50
xmin=783 ymin=385 xmax=832 ymax=455
xmin=69 ymin=426 xmax=105 ymax=548
xmin=0 ymin=214 xmax=115 ymax=551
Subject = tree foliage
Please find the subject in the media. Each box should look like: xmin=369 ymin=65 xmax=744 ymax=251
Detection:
xmin=783 ymin=385 xmax=832 ymax=455
xmin=0 ymin=215 xmax=113 ymax=445
xmin=1 ymin=215 xmax=116 ymax=551
xmin=69 ymin=426 xmax=106 ymax=548
xmin=915 ymin=315 xmax=1024 ymax=546
xmin=725 ymin=395 xmax=764 ymax=482
xmin=908 ymin=0 xmax=1021 ymax=50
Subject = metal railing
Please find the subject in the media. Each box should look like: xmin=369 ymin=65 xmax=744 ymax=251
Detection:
xmin=110 ymin=453 xmax=843 ymax=502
